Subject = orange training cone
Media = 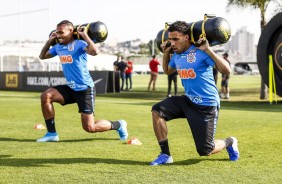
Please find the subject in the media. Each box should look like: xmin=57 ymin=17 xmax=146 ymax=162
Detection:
xmin=34 ymin=124 xmax=46 ymax=130
xmin=127 ymin=138 xmax=142 ymax=145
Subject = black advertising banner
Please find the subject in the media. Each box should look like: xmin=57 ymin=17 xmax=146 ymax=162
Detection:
xmin=0 ymin=71 xmax=115 ymax=94
xmin=90 ymin=71 xmax=109 ymax=93
xmin=23 ymin=72 xmax=66 ymax=91
xmin=107 ymin=71 xmax=120 ymax=93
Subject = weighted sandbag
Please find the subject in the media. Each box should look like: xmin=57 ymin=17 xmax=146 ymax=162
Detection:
xmin=73 ymin=21 xmax=108 ymax=43
xmin=156 ymin=15 xmax=231 ymax=52
xmin=50 ymin=21 xmax=108 ymax=45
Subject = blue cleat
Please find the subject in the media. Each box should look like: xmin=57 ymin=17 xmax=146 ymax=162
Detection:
xmin=150 ymin=153 xmax=173 ymax=166
xmin=36 ymin=132 xmax=59 ymax=142
xmin=227 ymin=137 xmax=239 ymax=161
xmin=117 ymin=120 xmax=128 ymax=140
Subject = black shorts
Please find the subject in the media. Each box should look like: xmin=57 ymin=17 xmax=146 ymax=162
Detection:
xmin=152 ymin=95 xmax=219 ymax=156
xmin=53 ymin=85 xmax=95 ymax=114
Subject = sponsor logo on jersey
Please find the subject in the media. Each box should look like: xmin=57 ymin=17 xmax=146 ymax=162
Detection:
xmin=67 ymin=81 xmax=76 ymax=89
xmin=177 ymin=68 xmax=196 ymax=79
xmin=59 ymin=55 xmax=73 ymax=63
xmin=191 ymin=96 xmax=202 ymax=104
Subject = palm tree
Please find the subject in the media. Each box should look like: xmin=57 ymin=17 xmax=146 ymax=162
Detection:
xmin=227 ymin=0 xmax=281 ymax=99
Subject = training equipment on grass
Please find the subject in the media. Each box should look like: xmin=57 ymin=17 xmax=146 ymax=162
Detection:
xmin=34 ymin=124 xmax=46 ymax=130
xmin=155 ymin=14 xmax=231 ymax=52
xmin=127 ymin=138 xmax=142 ymax=145
xmin=257 ymin=12 xmax=282 ymax=97
xmin=268 ymin=55 xmax=277 ymax=104
xmin=50 ymin=21 xmax=108 ymax=45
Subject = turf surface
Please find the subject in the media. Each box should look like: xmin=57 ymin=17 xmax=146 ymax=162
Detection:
xmin=0 ymin=74 xmax=282 ymax=183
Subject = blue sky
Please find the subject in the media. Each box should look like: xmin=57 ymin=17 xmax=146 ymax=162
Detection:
xmin=0 ymin=0 xmax=278 ymax=43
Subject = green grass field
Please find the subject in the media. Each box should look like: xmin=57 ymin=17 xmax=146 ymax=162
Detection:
xmin=1 ymin=74 xmax=282 ymax=183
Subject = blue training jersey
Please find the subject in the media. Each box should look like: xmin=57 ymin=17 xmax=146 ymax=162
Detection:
xmin=49 ymin=40 xmax=94 ymax=91
xmin=169 ymin=45 xmax=220 ymax=106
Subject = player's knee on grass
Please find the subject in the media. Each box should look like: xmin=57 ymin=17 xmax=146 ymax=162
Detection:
xmin=197 ymin=146 xmax=213 ymax=156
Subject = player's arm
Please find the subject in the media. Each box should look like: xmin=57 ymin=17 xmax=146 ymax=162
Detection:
xmin=206 ymin=49 xmax=231 ymax=75
xmin=161 ymin=41 xmax=176 ymax=75
xmin=78 ymin=26 xmax=100 ymax=56
xmin=197 ymin=38 xmax=231 ymax=75
xmin=39 ymin=31 xmax=57 ymax=59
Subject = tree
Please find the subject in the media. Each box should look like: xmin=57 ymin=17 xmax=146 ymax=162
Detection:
xmin=227 ymin=0 xmax=281 ymax=99
xmin=139 ymin=43 xmax=150 ymax=55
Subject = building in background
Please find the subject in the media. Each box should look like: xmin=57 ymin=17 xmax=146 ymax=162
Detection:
xmin=224 ymin=26 xmax=257 ymax=63
xmin=224 ymin=27 xmax=258 ymax=74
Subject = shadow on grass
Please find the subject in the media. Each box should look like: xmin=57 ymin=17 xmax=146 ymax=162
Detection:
xmin=98 ymin=89 xmax=168 ymax=101
xmin=220 ymin=100 xmax=282 ymax=112
xmin=0 ymin=91 xmax=40 ymax=99
xmin=0 ymin=138 xmax=35 ymax=142
xmin=98 ymin=88 xmax=282 ymax=112
xmin=0 ymin=155 xmax=228 ymax=167
xmin=172 ymin=158 xmax=229 ymax=165
xmin=60 ymin=138 xmax=119 ymax=142
xmin=0 ymin=155 xmax=146 ymax=167
xmin=0 ymin=137 xmax=118 ymax=142
xmin=104 ymin=98 xmax=282 ymax=112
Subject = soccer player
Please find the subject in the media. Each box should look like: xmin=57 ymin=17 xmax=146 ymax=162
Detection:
xmin=150 ymin=21 xmax=239 ymax=165
xmin=37 ymin=20 xmax=128 ymax=142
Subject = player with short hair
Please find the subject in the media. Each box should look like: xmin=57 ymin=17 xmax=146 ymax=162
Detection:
xmin=37 ymin=20 xmax=128 ymax=142
xmin=150 ymin=21 xmax=239 ymax=165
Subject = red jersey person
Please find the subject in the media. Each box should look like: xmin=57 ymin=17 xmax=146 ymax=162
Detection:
xmin=148 ymin=55 xmax=160 ymax=90
xmin=125 ymin=57 xmax=133 ymax=91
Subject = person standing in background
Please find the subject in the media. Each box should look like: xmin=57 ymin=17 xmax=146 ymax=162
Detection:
xmin=148 ymin=55 xmax=160 ymax=91
xmin=118 ymin=56 xmax=127 ymax=91
xmin=113 ymin=55 xmax=121 ymax=92
xmin=116 ymin=56 xmax=127 ymax=91
xmin=213 ymin=67 xmax=218 ymax=86
xmin=167 ymin=71 xmax=178 ymax=97
xmin=125 ymin=56 xmax=133 ymax=91
xmin=113 ymin=55 xmax=120 ymax=71
xmin=220 ymin=53 xmax=231 ymax=99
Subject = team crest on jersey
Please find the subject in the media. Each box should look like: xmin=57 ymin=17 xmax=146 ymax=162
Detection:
xmin=68 ymin=44 xmax=74 ymax=51
xmin=187 ymin=53 xmax=196 ymax=63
